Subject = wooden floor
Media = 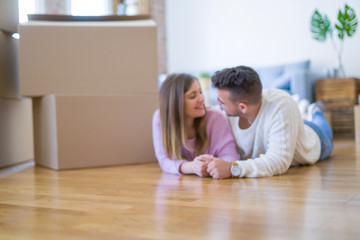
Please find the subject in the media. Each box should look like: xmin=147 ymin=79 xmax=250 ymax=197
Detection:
xmin=1 ymin=140 xmax=360 ymax=240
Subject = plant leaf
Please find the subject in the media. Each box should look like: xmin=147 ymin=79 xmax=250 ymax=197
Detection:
xmin=336 ymin=4 xmax=358 ymax=39
xmin=310 ymin=10 xmax=331 ymax=42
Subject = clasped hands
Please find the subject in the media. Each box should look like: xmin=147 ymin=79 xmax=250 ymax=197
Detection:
xmin=180 ymin=154 xmax=232 ymax=179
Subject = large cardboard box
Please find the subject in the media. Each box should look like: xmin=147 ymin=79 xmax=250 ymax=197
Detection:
xmin=0 ymin=97 xmax=34 ymax=168
xmin=18 ymin=20 xmax=158 ymax=97
xmin=355 ymin=105 xmax=360 ymax=149
xmin=33 ymin=94 xmax=158 ymax=170
xmin=0 ymin=32 xmax=19 ymax=98
xmin=0 ymin=0 xmax=19 ymax=33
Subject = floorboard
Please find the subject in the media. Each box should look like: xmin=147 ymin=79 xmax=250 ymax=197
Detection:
xmin=1 ymin=139 xmax=360 ymax=240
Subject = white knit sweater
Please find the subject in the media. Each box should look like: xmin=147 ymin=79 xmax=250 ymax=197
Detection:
xmin=229 ymin=89 xmax=321 ymax=178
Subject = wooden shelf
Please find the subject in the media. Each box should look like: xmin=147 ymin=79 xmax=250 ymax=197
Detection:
xmin=315 ymin=78 xmax=360 ymax=138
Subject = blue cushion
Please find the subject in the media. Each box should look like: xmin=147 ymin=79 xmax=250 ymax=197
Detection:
xmin=284 ymin=60 xmax=310 ymax=71
xmin=255 ymin=65 xmax=285 ymax=89
xmin=271 ymin=72 xmax=292 ymax=90
xmin=256 ymin=60 xmax=310 ymax=91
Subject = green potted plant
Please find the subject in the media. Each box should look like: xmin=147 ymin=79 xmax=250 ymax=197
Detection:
xmin=310 ymin=4 xmax=358 ymax=78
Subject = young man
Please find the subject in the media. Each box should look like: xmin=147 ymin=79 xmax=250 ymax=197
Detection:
xmin=205 ymin=65 xmax=333 ymax=179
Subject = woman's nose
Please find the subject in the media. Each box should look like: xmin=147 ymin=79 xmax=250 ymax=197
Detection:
xmin=199 ymin=94 xmax=205 ymax=103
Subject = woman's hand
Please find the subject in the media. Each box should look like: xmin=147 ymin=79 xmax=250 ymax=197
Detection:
xmin=180 ymin=154 xmax=214 ymax=177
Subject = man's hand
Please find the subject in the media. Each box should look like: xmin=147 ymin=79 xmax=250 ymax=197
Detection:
xmin=207 ymin=158 xmax=232 ymax=179
xmin=195 ymin=154 xmax=214 ymax=163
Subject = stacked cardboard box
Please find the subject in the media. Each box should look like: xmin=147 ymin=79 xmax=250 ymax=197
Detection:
xmin=0 ymin=96 xmax=34 ymax=168
xmin=0 ymin=0 xmax=34 ymax=168
xmin=315 ymin=78 xmax=360 ymax=138
xmin=355 ymin=105 xmax=360 ymax=149
xmin=18 ymin=20 xmax=159 ymax=170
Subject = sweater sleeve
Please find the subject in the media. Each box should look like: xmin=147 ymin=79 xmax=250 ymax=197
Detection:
xmin=237 ymin=104 xmax=299 ymax=178
xmin=152 ymin=110 xmax=187 ymax=175
xmin=206 ymin=108 xmax=240 ymax=162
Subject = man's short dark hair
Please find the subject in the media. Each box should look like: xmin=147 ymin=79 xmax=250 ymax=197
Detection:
xmin=211 ymin=65 xmax=262 ymax=105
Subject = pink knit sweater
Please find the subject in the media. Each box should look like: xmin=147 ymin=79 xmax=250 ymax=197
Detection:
xmin=152 ymin=107 xmax=240 ymax=175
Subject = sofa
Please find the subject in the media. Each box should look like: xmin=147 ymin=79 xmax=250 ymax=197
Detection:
xmin=254 ymin=60 xmax=313 ymax=102
xmin=159 ymin=59 xmax=314 ymax=106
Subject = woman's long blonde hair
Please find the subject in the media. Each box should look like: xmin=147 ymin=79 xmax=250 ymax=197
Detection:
xmin=159 ymin=73 xmax=208 ymax=160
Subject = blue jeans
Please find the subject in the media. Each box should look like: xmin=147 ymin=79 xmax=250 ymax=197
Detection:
xmin=304 ymin=111 xmax=333 ymax=160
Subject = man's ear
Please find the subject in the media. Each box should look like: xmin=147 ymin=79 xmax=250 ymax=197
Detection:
xmin=238 ymin=103 xmax=248 ymax=114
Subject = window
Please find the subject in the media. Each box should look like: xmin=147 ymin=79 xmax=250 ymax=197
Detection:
xmin=18 ymin=0 xmax=36 ymax=23
xmin=71 ymin=0 xmax=110 ymax=16
xmin=18 ymin=0 xmax=112 ymax=22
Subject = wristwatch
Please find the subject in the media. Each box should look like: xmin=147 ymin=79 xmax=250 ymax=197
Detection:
xmin=230 ymin=162 xmax=241 ymax=178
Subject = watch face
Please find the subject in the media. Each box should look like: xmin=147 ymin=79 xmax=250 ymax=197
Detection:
xmin=231 ymin=165 xmax=241 ymax=176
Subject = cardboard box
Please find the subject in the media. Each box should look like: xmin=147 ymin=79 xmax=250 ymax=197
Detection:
xmin=0 ymin=0 xmax=19 ymax=33
xmin=18 ymin=20 xmax=158 ymax=97
xmin=355 ymin=105 xmax=360 ymax=149
xmin=0 ymin=97 xmax=34 ymax=168
xmin=0 ymin=32 xmax=20 ymax=98
xmin=33 ymin=94 xmax=158 ymax=170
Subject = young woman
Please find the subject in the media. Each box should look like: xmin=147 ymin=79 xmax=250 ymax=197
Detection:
xmin=152 ymin=73 xmax=240 ymax=176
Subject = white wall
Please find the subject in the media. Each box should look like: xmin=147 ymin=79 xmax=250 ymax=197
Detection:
xmin=166 ymin=0 xmax=360 ymax=78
